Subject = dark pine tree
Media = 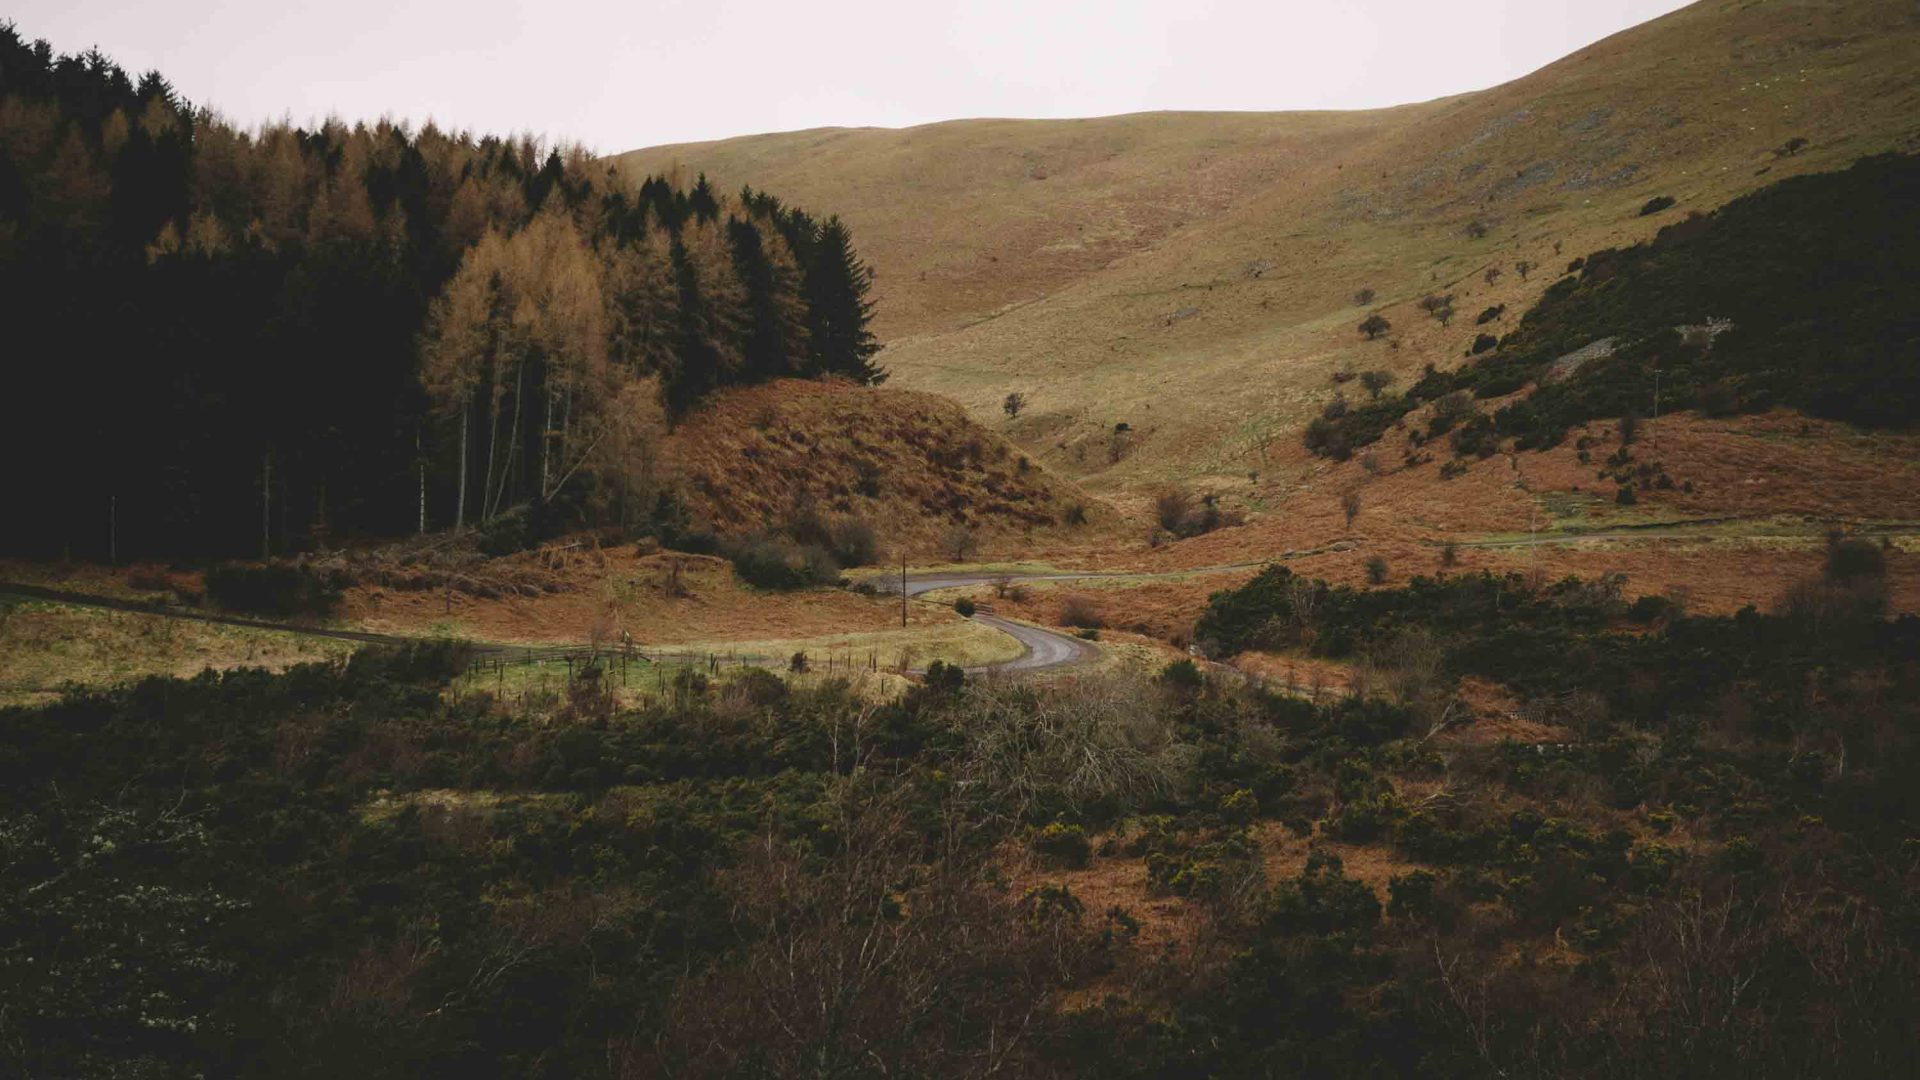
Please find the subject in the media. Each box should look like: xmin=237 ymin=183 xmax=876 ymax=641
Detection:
xmin=804 ymin=217 xmax=885 ymax=384
xmin=689 ymin=173 xmax=719 ymax=225
xmin=726 ymin=215 xmax=796 ymax=383
xmin=663 ymin=233 xmax=724 ymax=414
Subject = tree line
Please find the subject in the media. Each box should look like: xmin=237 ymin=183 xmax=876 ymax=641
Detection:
xmin=0 ymin=25 xmax=884 ymax=559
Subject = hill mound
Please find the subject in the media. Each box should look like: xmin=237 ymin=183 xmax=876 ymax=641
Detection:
xmin=618 ymin=0 xmax=1920 ymax=488
xmin=662 ymin=378 xmax=1102 ymax=550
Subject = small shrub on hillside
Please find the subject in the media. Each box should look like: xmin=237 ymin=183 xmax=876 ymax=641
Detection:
xmin=1059 ymin=595 xmax=1104 ymax=630
xmin=954 ymin=597 xmax=977 ymax=617
xmin=1359 ymin=370 xmax=1394 ymax=399
xmin=1033 ymin=822 xmax=1092 ymax=868
xmin=1428 ymin=391 xmax=1475 ymax=436
xmin=1471 ymin=333 xmax=1498 ymax=355
xmin=726 ymin=536 xmax=840 ymax=591
xmin=204 ymin=563 xmax=345 ymax=617
xmin=827 ymin=516 xmax=879 ymax=567
xmin=1476 ymin=304 xmax=1505 ymax=325
xmin=1364 ymin=556 xmax=1389 ymax=586
xmin=1159 ymin=659 xmax=1204 ymax=691
xmin=1358 ymin=312 xmax=1390 ymax=340
xmin=944 ymin=523 xmax=978 ymax=562
xmin=1154 ymin=489 xmax=1241 ymax=539
xmin=1450 ymin=414 xmax=1499 ymax=458
xmin=1353 ymin=287 xmax=1376 ymax=306
xmin=1218 ymin=789 xmax=1260 ymax=826
xmin=1146 ymin=830 xmax=1259 ymax=901
xmin=1019 ymin=883 xmax=1084 ymax=927
xmin=1639 ymin=195 xmax=1676 ymax=216
xmin=1825 ymin=535 xmax=1887 ymax=582
xmin=921 ymin=659 xmax=965 ymax=694
xmin=1265 ymin=850 xmax=1381 ymax=936
xmin=1386 ymin=869 xmax=1445 ymax=924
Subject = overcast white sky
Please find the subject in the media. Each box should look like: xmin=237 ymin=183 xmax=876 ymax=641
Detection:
xmin=10 ymin=1 xmax=1693 ymax=151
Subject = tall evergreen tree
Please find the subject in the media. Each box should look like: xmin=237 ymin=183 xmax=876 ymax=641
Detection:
xmin=804 ymin=217 xmax=885 ymax=384
xmin=726 ymin=215 xmax=800 ymax=383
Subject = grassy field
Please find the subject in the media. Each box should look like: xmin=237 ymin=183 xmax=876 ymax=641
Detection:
xmin=0 ymin=598 xmax=356 ymax=707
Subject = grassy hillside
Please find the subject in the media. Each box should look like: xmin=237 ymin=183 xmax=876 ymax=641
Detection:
xmin=1304 ymin=152 xmax=1920 ymax=460
xmin=661 ymin=377 xmax=1103 ymax=550
xmin=616 ymin=0 xmax=1920 ymax=489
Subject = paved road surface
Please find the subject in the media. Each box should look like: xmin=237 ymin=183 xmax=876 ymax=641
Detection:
xmin=890 ymin=570 xmax=1120 ymax=673
xmin=972 ymin=612 xmax=1094 ymax=672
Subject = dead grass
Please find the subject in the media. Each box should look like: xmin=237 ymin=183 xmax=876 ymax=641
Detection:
xmin=1230 ymin=652 xmax=1360 ymax=699
xmin=0 ymin=598 xmax=354 ymax=707
xmin=662 ymin=378 xmax=1117 ymax=557
xmin=341 ymin=546 xmax=959 ymax=646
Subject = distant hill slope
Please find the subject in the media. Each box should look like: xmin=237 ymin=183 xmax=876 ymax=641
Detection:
xmin=617 ymin=0 xmax=1920 ymax=489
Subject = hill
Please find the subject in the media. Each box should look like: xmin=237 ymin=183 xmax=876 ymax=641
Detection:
xmin=616 ymin=0 xmax=1920 ymax=489
xmin=661 ymin=377 xmax=1103 ymax=550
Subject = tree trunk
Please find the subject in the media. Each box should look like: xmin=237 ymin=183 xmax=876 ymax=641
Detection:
xmin=261 ymin=452 xmax=271 ymax=559
xmin=541 ymin=372 xmax=554 ymax=501
xmin=456 ymin=405 xmax=469 ymax=531
xmin=493 ymin=361 xmax=525 ymax=520
xmin=417 ymin=428 xmax=427 ymax=534
xmin=482 ymin=368 xmax=503 ymax=524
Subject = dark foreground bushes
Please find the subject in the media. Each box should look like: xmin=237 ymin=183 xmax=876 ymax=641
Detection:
xmin=3 ymin=570 xmax=1915 ymax=1078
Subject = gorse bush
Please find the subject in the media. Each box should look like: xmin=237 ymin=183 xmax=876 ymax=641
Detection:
xmin=203 ymin=562 xmax=345 ymax=616
xmin=722 ymin=535 xmax=841 ymax=590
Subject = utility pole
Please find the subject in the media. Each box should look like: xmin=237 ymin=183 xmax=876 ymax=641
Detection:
xmin=1652 ymin=364 xmax=1661 ymax=453
xmin=900 ymin=552 xmax=908 ymax=629
xmin=1530 ymin=506 xmax=1540 ymax=576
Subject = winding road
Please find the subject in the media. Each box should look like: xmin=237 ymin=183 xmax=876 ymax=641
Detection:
xmin=890 ymin=572 xmax=1109 ymax=673
xmin=9 ymin=516 xmax=1911 ymax=679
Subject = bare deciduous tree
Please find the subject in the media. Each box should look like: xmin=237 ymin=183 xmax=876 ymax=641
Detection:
xmin=943 ymin=522 xmax=978 ymax=562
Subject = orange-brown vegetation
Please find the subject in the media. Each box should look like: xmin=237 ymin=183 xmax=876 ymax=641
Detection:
xmin=663 ymin=378 xmax=1108 ymax=552
xmin=338 ymin=544 xmax=959 ymax=646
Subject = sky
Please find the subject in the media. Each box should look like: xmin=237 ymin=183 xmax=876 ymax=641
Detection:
xmin=11 ymin=0 xmax=1695 ymax=152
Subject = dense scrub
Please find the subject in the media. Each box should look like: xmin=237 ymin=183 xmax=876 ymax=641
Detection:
xmin=6 ymin=549 xmax=1916 ymax=1075
xmin=1308 ymin=152 xmax=1920 ymax=458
